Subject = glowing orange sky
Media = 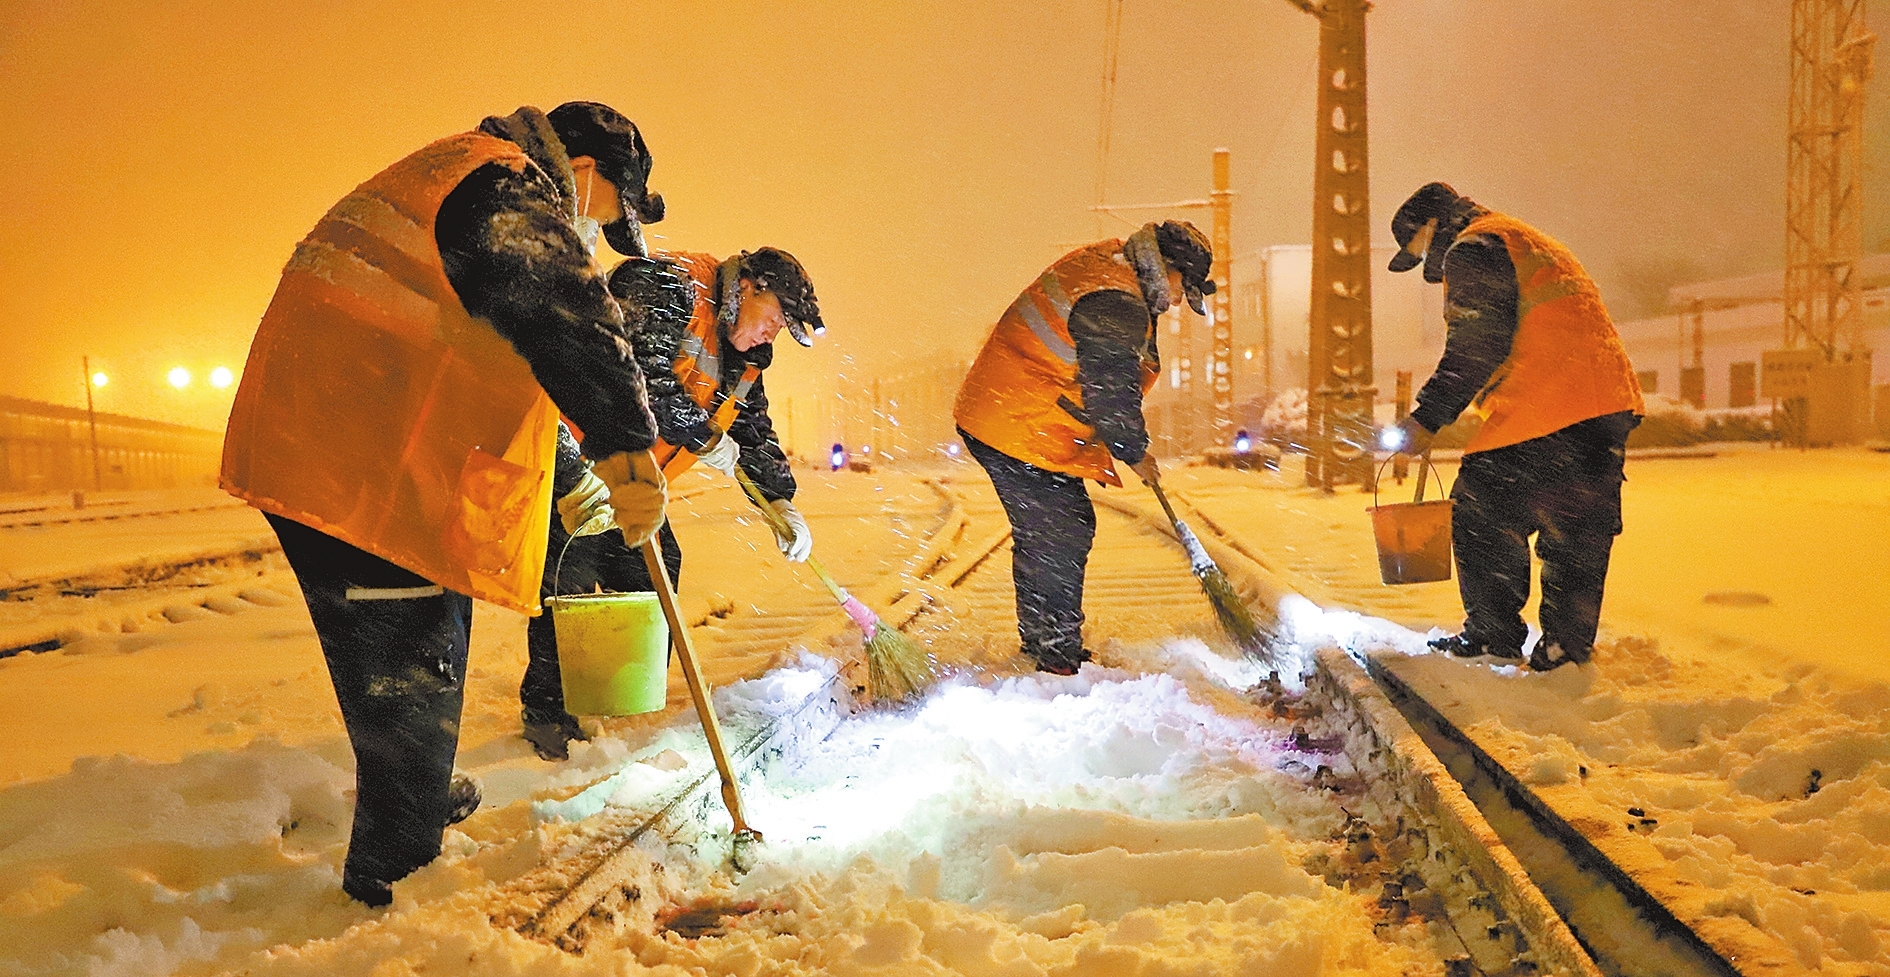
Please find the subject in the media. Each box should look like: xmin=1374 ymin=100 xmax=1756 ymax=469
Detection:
xmin=1 ymin=1 xmax=1880 ymax=431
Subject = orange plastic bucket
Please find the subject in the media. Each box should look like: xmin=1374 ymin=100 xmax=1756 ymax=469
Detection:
xmin=1367 ymin=455 xmax=1454 ymax=585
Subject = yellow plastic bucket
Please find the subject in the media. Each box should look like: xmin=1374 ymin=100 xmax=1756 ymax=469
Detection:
xmin=547 ymin=591 xmax=671 ymax=716
xmin=1367 ymin=456 xmax=1455 ymax=586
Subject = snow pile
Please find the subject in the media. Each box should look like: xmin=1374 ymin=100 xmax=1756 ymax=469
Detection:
xmin=0 ymin=739 xmax=366 ymax=977
xmin=601 ymin=651 xmax=1440 ymax=975
xmin=1388 ymin=638 xmax=1890 ymax=972
xmin=0 ymin=646 xmax=1447 ymax=976
xmin=1258 ymin=388 xmax=1308 ymax=446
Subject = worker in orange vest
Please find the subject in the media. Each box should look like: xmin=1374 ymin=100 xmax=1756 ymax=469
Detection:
xmin=521 ymin=248 xmax=822 ymax=759
xmin=954 ymin=221 xmax=1214 ymax=674
xmin=222 ymin=102 xmax=668 ymax=905
xmin=1383 ymin=183 xmax=1644 ymax=671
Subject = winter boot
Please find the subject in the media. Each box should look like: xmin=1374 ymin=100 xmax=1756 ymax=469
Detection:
xmin=1427 ymin=634 xmax=1523 ymax=661
xmin=1030 ymin=646 xmax=1092 ymax=676
xmin=1527 ymin=640 xmax=1588 ymax=672
xmin=447 ymin=771 xmax=482 ymax=825
xmin=522 ymin=709 xmax=590 ymax=762
xmin=342 ymin=870 xmax=393 ymax=908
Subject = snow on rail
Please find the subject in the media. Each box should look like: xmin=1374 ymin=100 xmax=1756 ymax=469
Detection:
xmin=496 ymin=475 xmax=1612 ymax=973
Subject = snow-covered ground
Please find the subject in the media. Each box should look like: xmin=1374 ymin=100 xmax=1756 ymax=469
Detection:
xmin=0 ymin=446 xmax=1885 ymax=975
xmin=1175 ymin=443 xmax=1890 ymax=974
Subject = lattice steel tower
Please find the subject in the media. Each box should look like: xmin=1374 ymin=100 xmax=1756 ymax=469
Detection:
xmin=1289 ymin=0 xmax=1376 ymax=488
xmin=1786 ymin=0 xmax=1875 ymax=359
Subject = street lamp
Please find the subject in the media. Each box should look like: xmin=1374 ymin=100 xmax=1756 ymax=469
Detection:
xmin=81 ymin=357 xmax=103 ymax=491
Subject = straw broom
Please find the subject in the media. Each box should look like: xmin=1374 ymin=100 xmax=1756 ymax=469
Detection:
xmin=731 ymin=468 xmax=938 ymax=701
xmin=1144 ymin=476 xmax=1270 ymax=662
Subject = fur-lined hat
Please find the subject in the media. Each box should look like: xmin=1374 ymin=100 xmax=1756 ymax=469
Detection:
xmin=1124 ymin=221 xmax=1217 ymax=314
xmin=548 ymin=101 xmax=664 ymax=257
xmin=715 ymin=248 xmax=824 ymax=348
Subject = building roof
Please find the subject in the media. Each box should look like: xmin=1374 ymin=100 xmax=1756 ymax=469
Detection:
xmin=1667 ymin=254 xmax=1890 ymax=310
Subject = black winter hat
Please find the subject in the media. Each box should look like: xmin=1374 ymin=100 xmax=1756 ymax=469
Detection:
xmin=1154 ymin=220 xmax=1217 ymax=315
xmin=1388 ymin=182 xmax=1471 ymax=280
xmin=549 ymin=101 xmax=665 ymax=256
xmin=740 ymin=247 xmax=824 ymax=347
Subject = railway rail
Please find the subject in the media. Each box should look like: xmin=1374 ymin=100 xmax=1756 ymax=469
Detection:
xmin=7 ymin=472 xmax=1776 ymax=974
xmin=492 ymin=470 xmax=1761 ymax=975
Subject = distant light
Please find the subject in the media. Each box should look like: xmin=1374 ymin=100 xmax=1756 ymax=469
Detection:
xmin=1234 ymin=429 xmax=1252 ymax=453
xmin=1377 ymin=426 xmax=1405 ymax=451
xmin=1244 ymin=347 xmax=1255 ymax=361
xmin=90 ymin=372 xmax=109 ymax=389
xmin=167 ymin=367 xmax=192 ymax=389
xmin=945 ymin=443 xmax=960 ymax=457
xmin=209 ymin=366 xmax=234 ymax=389
xmin=830 ymin=443 xmax=848 ymax=471
xmin=860 ymin=445 xmax=871 ymax=455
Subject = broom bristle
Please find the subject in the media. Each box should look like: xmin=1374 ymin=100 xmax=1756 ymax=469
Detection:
xmin=1198 ymin=567 xmax=1271 ymax=664
xmin=864 ymin=625 xmax=939 ymax=702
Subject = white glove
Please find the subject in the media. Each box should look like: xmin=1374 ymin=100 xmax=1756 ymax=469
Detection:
xmin=556 ymin=467 xmax=615 ymax=537
xmin=696 ymin=433 xmax=741 ymax=477
xmin=769 ymin=498 xmax=812 ymax=563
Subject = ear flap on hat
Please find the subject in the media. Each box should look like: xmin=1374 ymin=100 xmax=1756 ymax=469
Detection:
xmin=1124 ymin=225 xmax=1172 ymax=315
xmin=716 ymin=254 xmax=744 ymax=334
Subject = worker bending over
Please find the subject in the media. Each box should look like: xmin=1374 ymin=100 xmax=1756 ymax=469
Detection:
xmin=520 ymin=248 xmax=824 ymax=759
xmin=954 ymin=221 xmax=1214 ymax=675
xmin=1384 ymin=182 xmax=1644 ymax=672
xmin=222 ymin=102 xmax=669 ymax=905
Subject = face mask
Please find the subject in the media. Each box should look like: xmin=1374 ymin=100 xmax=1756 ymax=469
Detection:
xmin=573 ymin=167 xmax=601 ymax=256
xmin=573 ymin=216 xmax=601 ymax=256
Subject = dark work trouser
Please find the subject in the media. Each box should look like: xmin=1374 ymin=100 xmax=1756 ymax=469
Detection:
xmin=265 ymin=513 xmax=471 ymax=905
xmin=1450 ymin=411 xmax=1638 ymax=657
xmin=961 ymin=430 xmax=1096 ymax=667
xmin=521 ymin=517 xmax=681 ymax=719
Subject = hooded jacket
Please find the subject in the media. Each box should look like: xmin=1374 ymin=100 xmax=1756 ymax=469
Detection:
xmin=222 ymin=107 xmax=657 ymax=612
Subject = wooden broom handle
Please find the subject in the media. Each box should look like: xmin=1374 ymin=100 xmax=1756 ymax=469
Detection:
xmin=640 ymin=536 xmax=756 ymax=839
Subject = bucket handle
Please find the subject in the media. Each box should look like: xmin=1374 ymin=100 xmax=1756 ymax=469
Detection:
xmin=1372 ymin=451 xmax=1445 ymax=508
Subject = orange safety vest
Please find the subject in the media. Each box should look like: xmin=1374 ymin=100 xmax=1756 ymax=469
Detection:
xmin=1457 ymin=212 xmax=1645 ymax=454
xmin=953 ymin=240 xmax=1157 ymax=485
xmin=648 ymin=251 xmax=761 ymax=479
xmin=222 ymin=131 xmax=560 ymax=614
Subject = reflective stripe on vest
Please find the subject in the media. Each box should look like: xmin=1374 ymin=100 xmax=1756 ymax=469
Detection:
xmin=1457 ymin=212 xmax=1645 ymax=454
xmin=221 ymin=131 xmax=560 ymax=614
xmin=953 ymin=240 xmax=1155 ymax=486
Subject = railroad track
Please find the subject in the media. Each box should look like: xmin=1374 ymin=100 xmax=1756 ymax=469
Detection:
xmin=496 ymin=473 xmax=1626 ymax=974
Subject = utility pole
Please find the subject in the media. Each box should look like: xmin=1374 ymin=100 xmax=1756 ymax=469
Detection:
xmin=81 ymin=356 xmax=102 ymax=491
xmin=1289 ymin=0 xmax=1375 ymax=489
xmin=1209 ymin=148 xmax=1236 ymax=446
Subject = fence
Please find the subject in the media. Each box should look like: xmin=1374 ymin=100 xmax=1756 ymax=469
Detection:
xmin=0 ymin=395 xmax=222 ymax=493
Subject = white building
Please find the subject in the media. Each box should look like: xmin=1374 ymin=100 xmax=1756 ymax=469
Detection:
xmin=1613 ymin=255 xmax=1890 ymax=412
